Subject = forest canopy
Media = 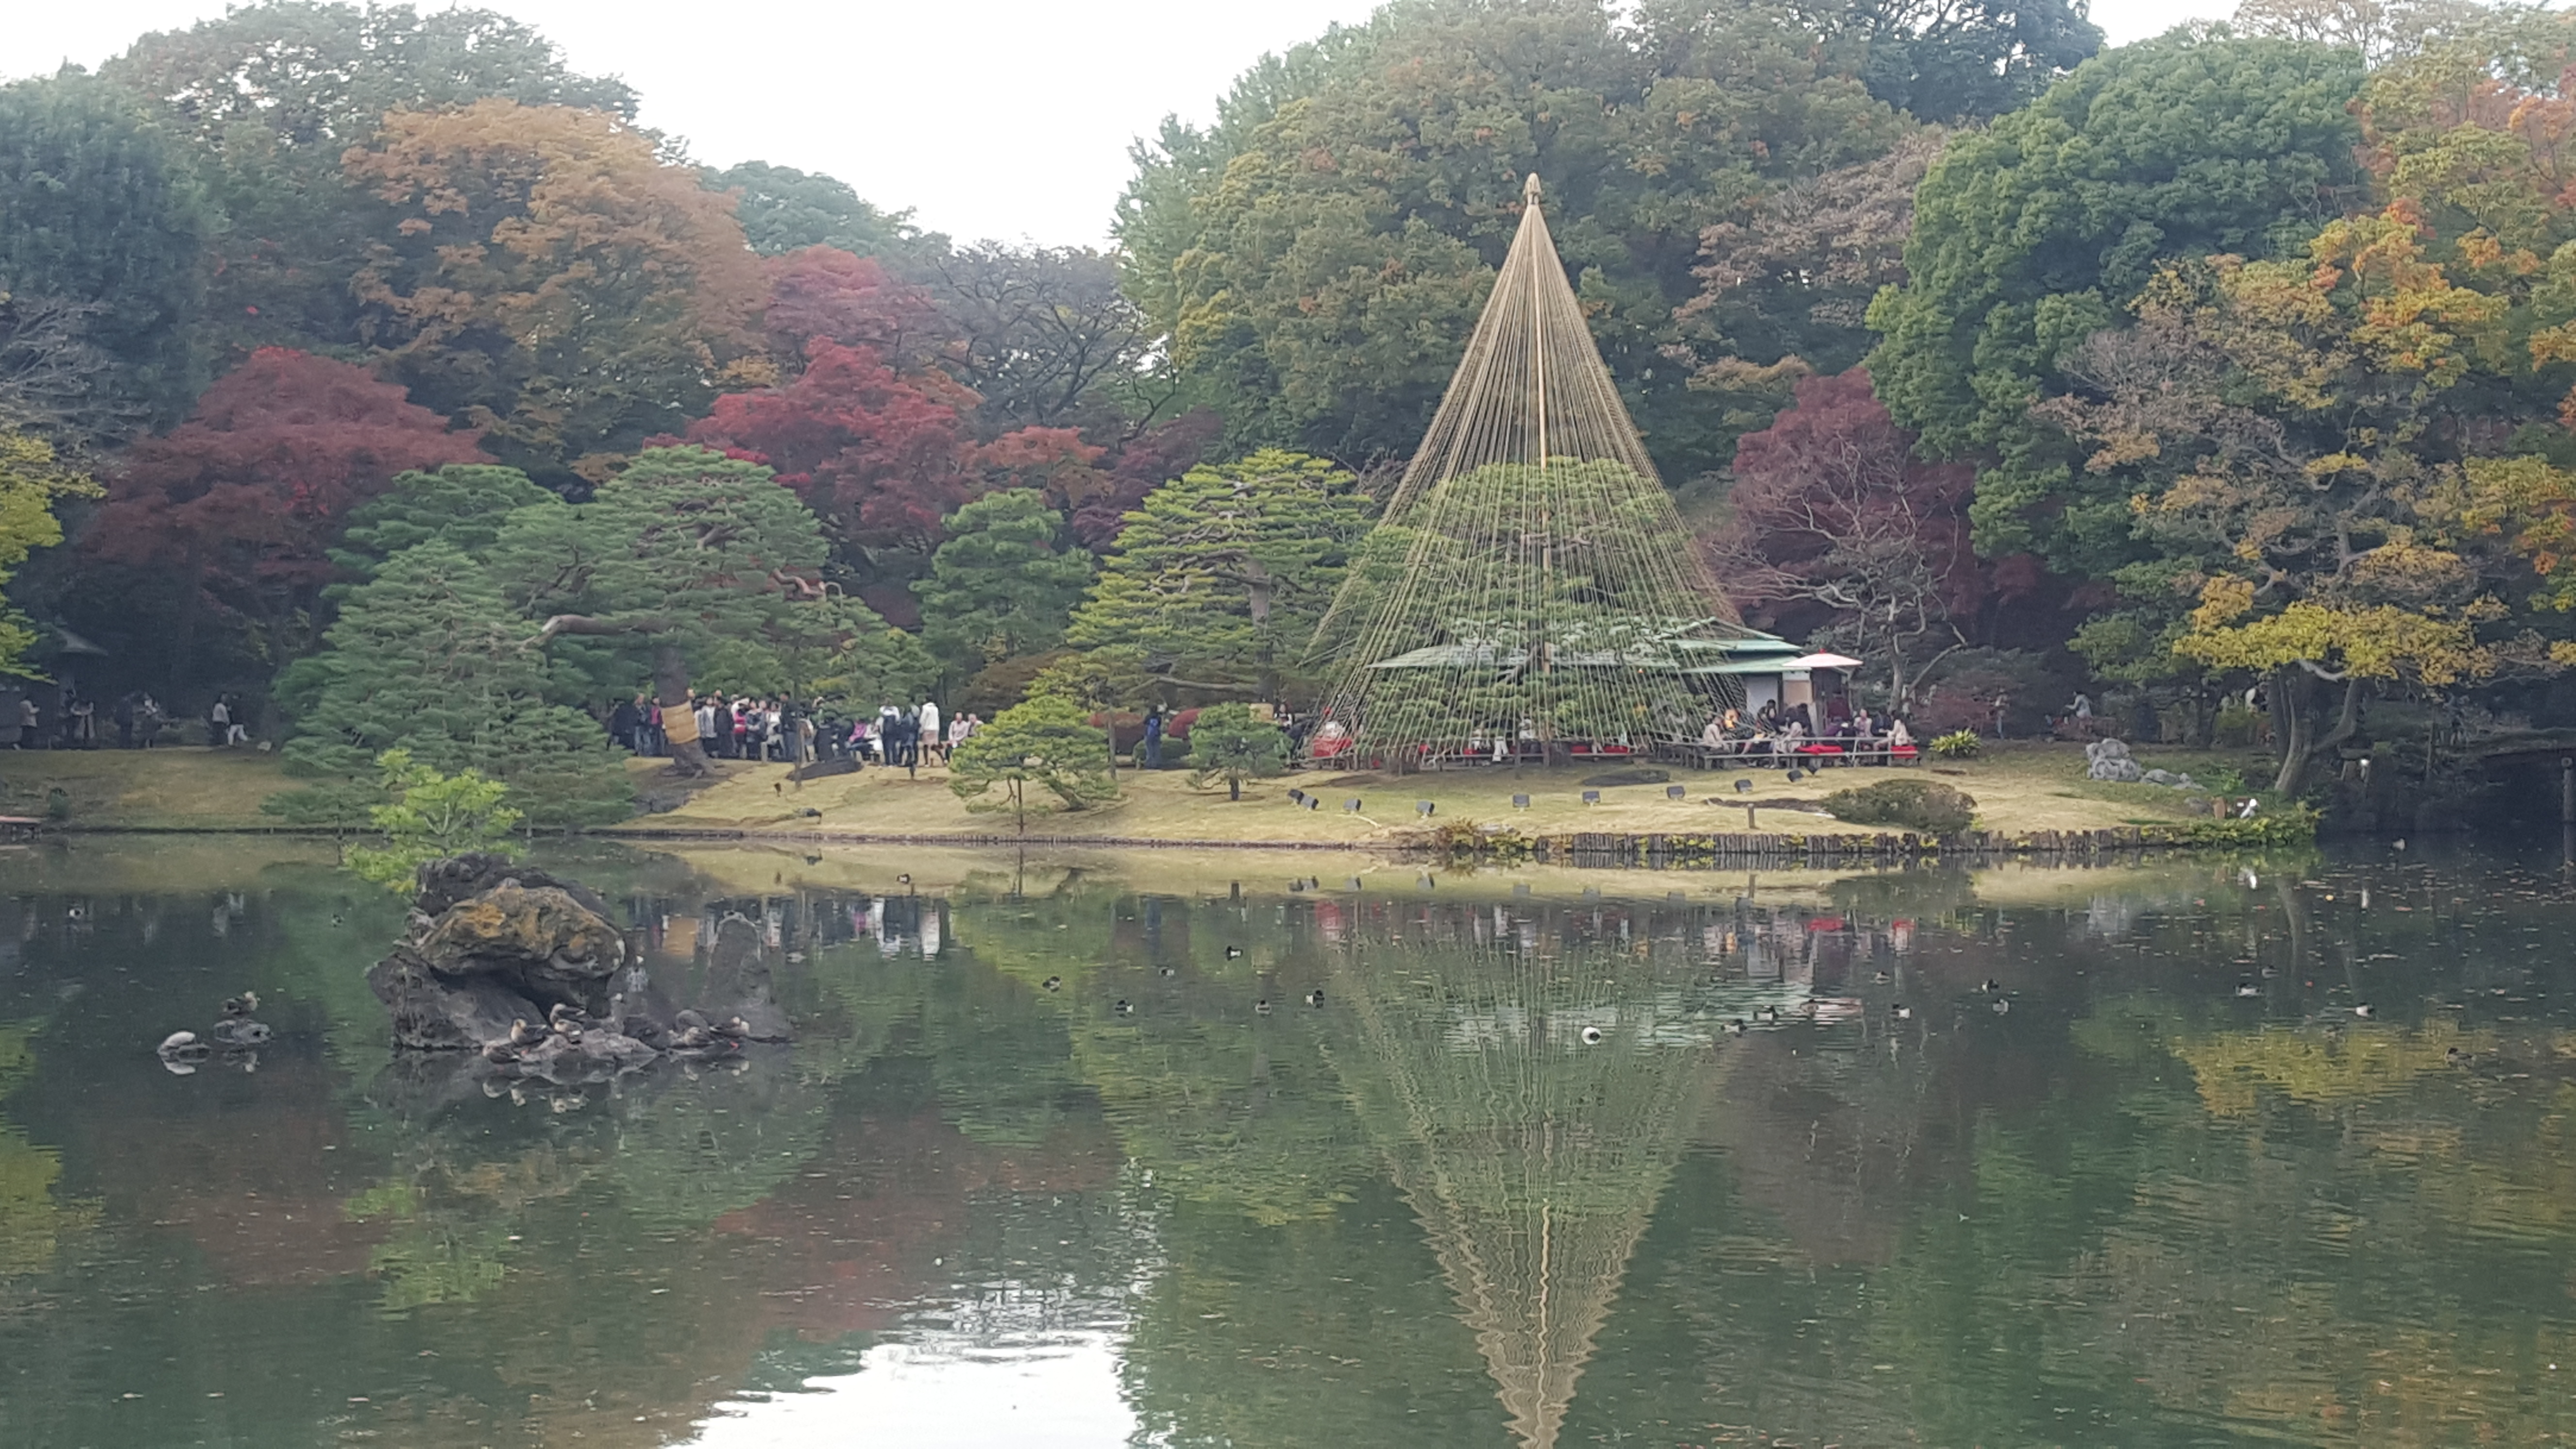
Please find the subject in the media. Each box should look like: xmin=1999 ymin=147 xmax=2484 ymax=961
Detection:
xmin=0 ymin=0 xmax=2569 ymax=814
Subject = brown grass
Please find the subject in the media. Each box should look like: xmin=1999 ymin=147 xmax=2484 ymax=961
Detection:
xmin=0 ymin=736 xmax=2263 ymax=848
xmin=0 ymin=746 xmax=298 ymax=829
xmin=614 ymin=738 xmax=2246 ymax=846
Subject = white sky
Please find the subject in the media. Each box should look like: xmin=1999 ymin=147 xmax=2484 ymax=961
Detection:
xmin=15 ymin=1 xmax=2222 ymax=248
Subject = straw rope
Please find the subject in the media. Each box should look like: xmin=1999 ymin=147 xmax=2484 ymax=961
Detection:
xmin=1307 ymin=174 xmax=1749 ymax=766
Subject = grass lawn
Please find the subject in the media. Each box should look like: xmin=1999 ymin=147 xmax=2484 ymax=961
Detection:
xmin=0 ymin=735 xmax=2276 ymax=845
xmin=618 ymin=737 xmax=2265 ymax=846
xmin=0 ymin=745 xmax=297 ymax=829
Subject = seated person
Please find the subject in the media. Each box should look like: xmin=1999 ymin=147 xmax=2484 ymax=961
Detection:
xmin=1312 ymin=718 xmax=1351 ymax=756
xmin=1700 ymin=715 xmax=1729 ymax=748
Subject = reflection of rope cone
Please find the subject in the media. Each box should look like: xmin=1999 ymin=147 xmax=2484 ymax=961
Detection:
xmin=1321 ymin=908 xmax=1724 ymax=1449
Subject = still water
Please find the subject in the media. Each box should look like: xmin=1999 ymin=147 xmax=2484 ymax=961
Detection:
xmin=3 ymin=837 xmax=2575 ymax=1448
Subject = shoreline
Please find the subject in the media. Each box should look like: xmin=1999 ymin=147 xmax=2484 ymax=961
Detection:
xmin=29 ymin=819 xmax=2296 ymax=859
xmin=1 ymin=741 xmax=2317 ymax=856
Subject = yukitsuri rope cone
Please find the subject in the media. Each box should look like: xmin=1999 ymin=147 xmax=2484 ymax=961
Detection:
xmin=1319 ymin=902 xmax=1725 ymax=1449
xmin=1307 ymin=174 xmax=1751 ymax=768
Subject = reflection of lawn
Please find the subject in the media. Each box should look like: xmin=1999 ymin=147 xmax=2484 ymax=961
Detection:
xmin=656 ymin=840 xmax=1879 ymax=904
xmin=621 ymin=739 xmax=2248 ymax=845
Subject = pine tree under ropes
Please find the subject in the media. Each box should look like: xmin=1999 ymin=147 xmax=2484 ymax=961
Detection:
xmin=1307 ymin=175 xmax=1750 ymax=766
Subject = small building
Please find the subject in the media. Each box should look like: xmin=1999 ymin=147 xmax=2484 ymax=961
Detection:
xmin=1667 ymin=632 xmax=1863 ymax=722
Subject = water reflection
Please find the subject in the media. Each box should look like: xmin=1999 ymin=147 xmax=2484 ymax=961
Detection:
xmin=4 ymin=841 xmax=2576 ymax=1445
xmin=1321 ymin=900 xmax=1726 ymax=1448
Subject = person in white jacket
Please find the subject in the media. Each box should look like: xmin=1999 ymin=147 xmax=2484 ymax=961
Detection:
xmin=918 ymin=699 xmax=943 ymax=764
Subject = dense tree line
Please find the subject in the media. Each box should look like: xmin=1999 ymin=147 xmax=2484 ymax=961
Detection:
xmin=1 ymin=0 xmax=2572 ymax=817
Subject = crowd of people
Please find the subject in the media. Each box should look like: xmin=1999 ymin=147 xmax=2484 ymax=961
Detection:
xmin=603 ymin=694 xmax=983 ymax=769
xmin=1697 ymin=696 xmax=1916 ymax=764
xmin=2 ymin=683 xmax=246 ymax=751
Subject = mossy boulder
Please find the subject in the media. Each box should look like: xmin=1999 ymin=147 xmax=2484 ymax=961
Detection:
xmin=417 ymin=881 xmax=626 ymax=979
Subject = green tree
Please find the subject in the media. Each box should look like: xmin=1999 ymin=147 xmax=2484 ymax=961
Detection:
xmin=329 ymin=464 xmax=558 ymax=585
xmin=1186 ymin=704 xmax=1290 ymax=801
xmin=344 ymin=748 xmax=524 ymax=892
xmin=1865 ymin=31 xmax=2367 ymax=570
xmin=0 ymin=70 xmax=211 ymax=427
xmin=102 ymin=0 xmax=638 ymax=366
xmin=705 ymin=159 xmax=930 ymax=259
xmin=1065 ymin=451 xmax=1373 ymax=695
xmin=911 ymin=489 xmax=1094 ymax=677
xmin=1119 ymin=0 xmax=1905 ymax=478
xmin=1027 ymin=645 xmax=1153 ymax=778
xmin=0 ymin=430 xmax=98 ymax=679
xmin=273 ymin=540 xmax=631 ymax=826
xmin=948 ymin=694 xmax=1119 ymax=833
xmin=1817 ymin=0 xmax=2103 ymax=122
xmin=490 ymin=446 xmax=859 ymax=775
xmin=819 ymin=624 xmax=942 ymax=714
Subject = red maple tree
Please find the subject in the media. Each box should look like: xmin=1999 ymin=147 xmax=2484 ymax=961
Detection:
xmin=1069 ymin=409 xmax=1222 ymax=549
xmin=761 ymin=246 xmax=956 ymax=374
xmin=1712 ymin=369 xmax=1983 ymax=707
xmin=686 ymin=339 xmax=981 ymax=555
xmin=88 ymin=348 xmax=488 ymax=660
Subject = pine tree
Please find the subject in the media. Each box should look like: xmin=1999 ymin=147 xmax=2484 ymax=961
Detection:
xmin=275 ymin=540 xmax=631 ymax=826
xmin=1065 ymin=450 xmax=1372 ymax=695
xmin=332 ymin=465 xmax=560 ymax=584
xmin=493 ymin=445 xmax=868 ymax=775
xmin=948 ymin=694 xmax=1118 ymax=833
xmin=912 ymin=488 xmax=1093 ymax=676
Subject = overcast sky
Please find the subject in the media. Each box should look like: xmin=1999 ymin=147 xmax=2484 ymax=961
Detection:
xmin=16 ymin=1 xmax=2223 ymax=248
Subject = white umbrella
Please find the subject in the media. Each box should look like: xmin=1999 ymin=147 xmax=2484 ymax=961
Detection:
xmin=1785 ymin=652 xmax=1863 ymax=670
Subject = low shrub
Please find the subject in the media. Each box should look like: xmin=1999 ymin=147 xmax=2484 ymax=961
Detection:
xmin=1929 ymin=729 xmax=1982 ymax=759
xmin=2213 ymin=700 xmax=2265 ymax=748
xmin=1414 ymin=818 xmax=1534 ymax=863
xmin=2147 ymin=804 xmax=2319 ymax=848
xmin=1823 ymin=778 xmax=1978 ymax=834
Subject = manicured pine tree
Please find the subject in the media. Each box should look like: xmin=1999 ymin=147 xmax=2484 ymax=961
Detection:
xmin=912 ymin=488 xmax=1093 ymax=678
xmin=274 ymin=540 xmax=631 ymax=826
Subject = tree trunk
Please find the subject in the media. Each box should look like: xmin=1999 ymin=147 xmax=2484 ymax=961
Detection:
xmin=2270 ymin=668 xmax=2361 ymax=796
xmin=535 ymin=614 xmax=708 ymax=778
xmin=1229 ymin=775 xmax=1242 ymax=802
xmin=652 ymin=643 xmax=714 ymax=777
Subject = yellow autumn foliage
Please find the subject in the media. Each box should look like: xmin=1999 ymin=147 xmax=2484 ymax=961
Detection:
xmin=0 ymin=429 xmax=99 ymax=678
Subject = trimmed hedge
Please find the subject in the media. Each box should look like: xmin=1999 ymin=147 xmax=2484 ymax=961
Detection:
xmin=1823 ymin=778 xmax=1978 ymax=834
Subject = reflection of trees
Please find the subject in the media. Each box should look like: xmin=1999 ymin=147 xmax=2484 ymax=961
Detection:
xmin=950 ymin=883 xmax=1376 ymax=1225
xmin=1320 ymin=901 xmax=1727 ymax=1449
xmin=0 ymin=858 xmax=1132 ymax=1448
xmin=0 ymin=1023 xmax=97 ymax=1287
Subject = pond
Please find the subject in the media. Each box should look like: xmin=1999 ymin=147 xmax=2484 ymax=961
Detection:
xmin=2 ymin=836 xmax=2574 ymax=1448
